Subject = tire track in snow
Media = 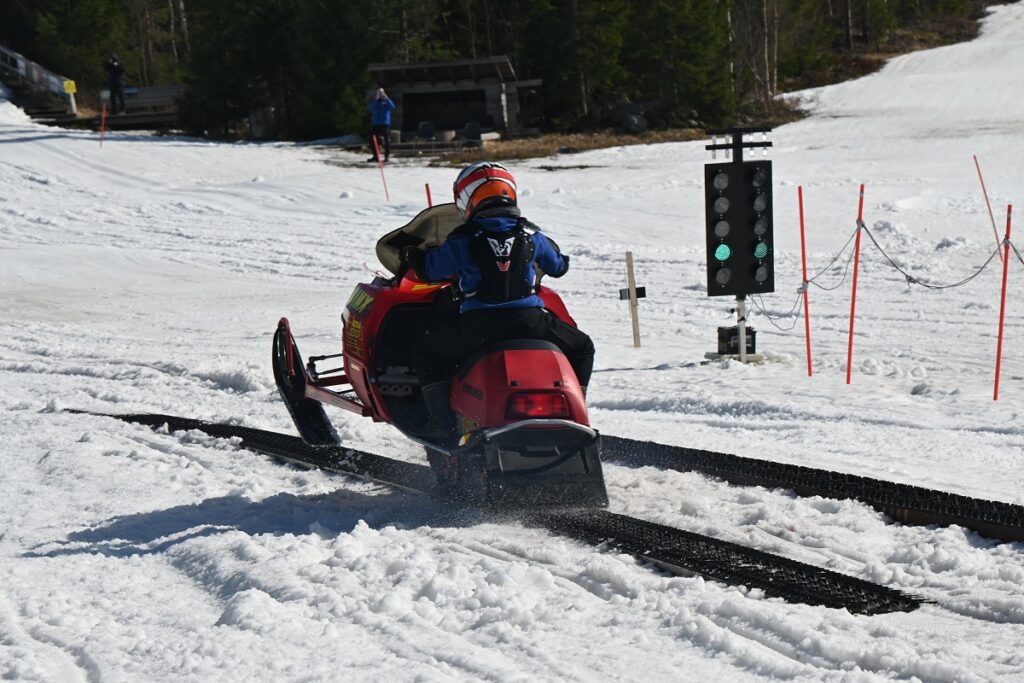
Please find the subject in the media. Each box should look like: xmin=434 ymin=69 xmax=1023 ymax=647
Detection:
xmin=0 ymin=594 xmax=98 ymax=683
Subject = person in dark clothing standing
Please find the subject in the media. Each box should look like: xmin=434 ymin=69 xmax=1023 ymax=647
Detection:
xmin=104 ymin=54 xmax=126 ymax=115
xmin=367 ymin=88 xmax=395 ymax=162
xmin=401 ymin=161 xmax=595 ymax=437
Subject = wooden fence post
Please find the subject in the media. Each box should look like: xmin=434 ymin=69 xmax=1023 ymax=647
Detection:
xmin=625 ymin=251 xmax=642 ymax=348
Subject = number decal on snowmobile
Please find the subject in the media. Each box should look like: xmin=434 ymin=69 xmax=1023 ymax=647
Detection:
xmin=344 ymin=318 xmax=365 ymax=353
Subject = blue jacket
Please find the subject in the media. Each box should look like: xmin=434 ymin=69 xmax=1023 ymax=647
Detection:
xmin=424 ymin=215 xmax=569 ymax=313
xmin=369 ymin=97 xmax=395 ymax=126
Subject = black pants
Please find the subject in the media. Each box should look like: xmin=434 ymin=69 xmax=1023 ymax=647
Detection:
xmin=414 ymin=306 xmax=595 ymax=388
xmin=371 ymin=124 xmax=390 ymax=160
xmin=110 ymin=84 xmax=125 ymax=114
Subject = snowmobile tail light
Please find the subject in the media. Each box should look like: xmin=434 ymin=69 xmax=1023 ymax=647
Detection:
xmin=507 ymin=392 xmax=571 ymax=419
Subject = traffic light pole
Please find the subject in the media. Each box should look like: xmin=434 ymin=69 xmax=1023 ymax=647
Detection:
xmin=736 ymin=295 xmax=748 ymax=363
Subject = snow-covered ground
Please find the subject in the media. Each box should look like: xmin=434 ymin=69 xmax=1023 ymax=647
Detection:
xmin=4 ymin=4 xmax=1024 ymax=680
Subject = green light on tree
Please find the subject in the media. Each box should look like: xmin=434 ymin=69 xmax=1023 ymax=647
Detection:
xmin=715 ymin=244 xmax=731 ymax=261
xmin=754 ymin=242 xmax=768 ymax=259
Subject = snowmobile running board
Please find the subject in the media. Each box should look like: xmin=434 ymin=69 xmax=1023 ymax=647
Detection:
xmin=70 ymin=410 xmax=922 ymax=616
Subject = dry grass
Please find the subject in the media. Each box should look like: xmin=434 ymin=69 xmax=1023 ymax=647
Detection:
xmin=432 ymin=128 xmax=705 ymax=166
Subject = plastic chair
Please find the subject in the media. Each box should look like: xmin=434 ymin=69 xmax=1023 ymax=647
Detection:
xmin=460 ymin=122 xmax=482 ymax=141
xmin=416 ymin=121 xmax=435 ymax=141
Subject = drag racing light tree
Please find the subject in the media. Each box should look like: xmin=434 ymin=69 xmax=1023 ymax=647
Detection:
xmin=704 ymin=157 xmax=775 ymax=297
xmin=704 ymin=128 xmax=774 ymax=363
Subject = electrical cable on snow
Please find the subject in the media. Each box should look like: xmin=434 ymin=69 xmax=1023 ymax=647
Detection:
xmin=751 ymin=292 xmax=804 ymax=332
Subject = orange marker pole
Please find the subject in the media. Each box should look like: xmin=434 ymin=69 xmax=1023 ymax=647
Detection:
xmin=798 ymin=186 xmax=812 ymax=377
xmin=371 ymin=135 xmax=390 ymax=202
xmin=994 ymin=204 xmax=1013 ymax=400
xmin=974 ymin=154 xmax=1003 ymax=262
xmin=99 ymin=103 xmax=108 ymax=147
xmin=846 ymin=184 xmax=865 ymax=385
xmin=425 ymin=183 xmax=433 ymax=207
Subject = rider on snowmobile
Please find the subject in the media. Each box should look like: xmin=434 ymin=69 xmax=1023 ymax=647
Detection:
xmin=401 ymin=161 xmax=595 ymax=438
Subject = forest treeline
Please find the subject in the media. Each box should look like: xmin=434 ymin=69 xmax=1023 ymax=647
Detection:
xmin=1 ymin=0 xmax=987 ymax=139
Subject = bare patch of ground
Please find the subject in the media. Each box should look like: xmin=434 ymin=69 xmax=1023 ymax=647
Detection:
xmin=430 ymin=128 xmax=705 ymax=166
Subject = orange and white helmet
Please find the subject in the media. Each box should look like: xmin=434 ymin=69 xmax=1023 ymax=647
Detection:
xmin=453 ymin=161 xmax=517 ymax=220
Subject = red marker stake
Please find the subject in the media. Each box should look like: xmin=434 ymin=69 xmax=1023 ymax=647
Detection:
xmin=99 ymin=103 xmax=108 ymax=147
xmin=846 ymin=184 xmax=866 ymax=385
xmin=425 ymin=183 xmax=433 ymax=207
xmin=974 ymin=154 xmax=1003 ymax=262
xmin=994 ymin=204 xmax=1013 ymax=401
xmin=798 ymin=186 xmax=813 ymax=377
xmin=371 ymin=135 xmax=390 ymax=202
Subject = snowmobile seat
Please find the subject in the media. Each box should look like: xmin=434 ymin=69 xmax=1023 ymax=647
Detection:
xmin=456 ymin=339 xmax=564 ymax=380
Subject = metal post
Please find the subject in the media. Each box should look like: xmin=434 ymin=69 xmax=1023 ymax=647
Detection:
xmin=736 ymin=295 xmax=748 ymax=363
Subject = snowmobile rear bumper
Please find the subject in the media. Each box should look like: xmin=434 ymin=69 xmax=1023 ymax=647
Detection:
xmin=428 ymin=422 xmax=608 ymax=509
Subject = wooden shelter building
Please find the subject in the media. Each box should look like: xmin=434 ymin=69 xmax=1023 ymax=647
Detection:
xmin=367 ymin=56 xmax=540 ymax=139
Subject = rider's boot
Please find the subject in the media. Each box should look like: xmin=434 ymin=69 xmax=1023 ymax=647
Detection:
xmin=421 ymin=381 xmax=456 ymax=444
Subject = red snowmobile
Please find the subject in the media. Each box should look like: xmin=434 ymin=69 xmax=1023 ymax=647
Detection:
xmin=272 ymin=204 xmax=607 ymax=508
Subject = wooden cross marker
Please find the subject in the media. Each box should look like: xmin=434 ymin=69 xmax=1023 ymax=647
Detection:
xmin=619 ymin=251 xmax=647 ymax=348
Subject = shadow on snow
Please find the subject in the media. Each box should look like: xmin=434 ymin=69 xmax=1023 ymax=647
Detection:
xmin=26 ymin=488 xmax=486 ymax=559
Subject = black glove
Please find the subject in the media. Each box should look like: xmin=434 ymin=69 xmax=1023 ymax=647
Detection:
xmin=399 ymin=246 xmax=427 ymax=280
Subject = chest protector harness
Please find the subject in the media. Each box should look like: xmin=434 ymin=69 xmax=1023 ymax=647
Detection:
xmin=467 ymin=218 xmax=536 ymax=304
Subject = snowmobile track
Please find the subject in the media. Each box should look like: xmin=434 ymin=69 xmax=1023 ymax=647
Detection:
xmin=602 ymin=436 xmax=1024 ymax=543
xmin=72 ymin=411 xmax=921 ymax=615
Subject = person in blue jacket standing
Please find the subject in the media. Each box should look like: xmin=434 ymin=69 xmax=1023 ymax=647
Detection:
xmin=401 ymin=161 xmax=595 ymax=438
xmin=367 ymin=88 xmax=396 ymax=162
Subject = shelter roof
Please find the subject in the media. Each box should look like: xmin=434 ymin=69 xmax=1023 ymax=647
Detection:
xmin=368 ymin=56 xmax=517 ymax=86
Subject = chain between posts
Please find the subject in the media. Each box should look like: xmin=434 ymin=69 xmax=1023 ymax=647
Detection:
xmin=751 ymin=217 xmax=1011 ymax=330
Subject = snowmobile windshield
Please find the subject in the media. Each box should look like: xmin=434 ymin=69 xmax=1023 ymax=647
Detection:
xmin=376 ymin=203 xmax=463 ymax=275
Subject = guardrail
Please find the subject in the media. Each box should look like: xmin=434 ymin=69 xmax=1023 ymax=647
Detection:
xmin=100 ymin=84 xmax=184 ymax=113
xmin=0 ymin=44 xmax=77 ymax=114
